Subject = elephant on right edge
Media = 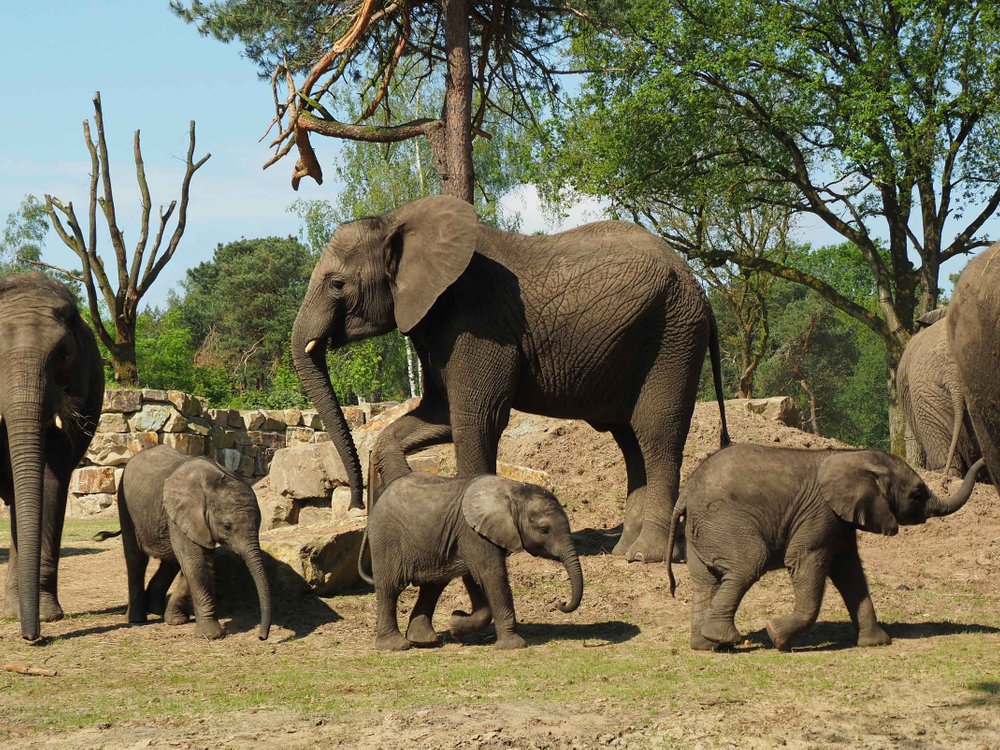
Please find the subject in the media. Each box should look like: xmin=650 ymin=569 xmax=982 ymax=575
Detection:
xmin=897 ymin=309 xmax=980 ymax=475
xmin=948 ymin=241 xmax=1000 ymax=495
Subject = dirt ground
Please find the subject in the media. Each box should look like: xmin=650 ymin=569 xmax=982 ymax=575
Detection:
xmin=2 ymin=400 xmax=999 ymax=749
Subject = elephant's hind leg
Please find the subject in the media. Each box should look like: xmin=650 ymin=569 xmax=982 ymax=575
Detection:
xmin=609 ymin=427 xmax=647 ymax=558
xmin=766 ymin=551 xmax=829 ymax=651
xmin=145 ymin=560 xmax=181 ymax=618
xmin=165 ymin=574 xmax=192 ymax=626
xmin=406 ymin=583 xmax=445 ymax=646
xmin=450 ymin=575 xmax=493 ymax=638
xmin=375 ymin=580 xmax=411 ymax=651
xmin=701 ymin=544 xmax=767 ymax=647
xmin=686 ymin=547 xmax=722 ymax=651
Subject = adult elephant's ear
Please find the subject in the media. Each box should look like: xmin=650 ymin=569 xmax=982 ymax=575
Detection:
xmin=384 ymin=195 xmax=478 ymax=333
xmin=462 ymin=476 xmax=524 ymax=553
xmin=163 ymin=460 xmax=217 ymax=549
xmin=819 ymin=451 xmax=899 ymax=536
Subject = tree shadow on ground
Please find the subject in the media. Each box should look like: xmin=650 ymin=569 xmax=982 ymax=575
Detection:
xmin=736 ymin=620 xmax=1000 ymax=652
xmin=436 ymin=619 xmax=640 ymax=648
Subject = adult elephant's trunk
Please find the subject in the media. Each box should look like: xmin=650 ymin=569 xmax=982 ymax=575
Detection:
xmin=234 ymin=540 xmax=272 ymax=640
xmin=291 ymin=315 xmax=364 ymax=510
xmin=2 ymin=366 xmax=47 ymax=641
xmin=926 ymin=458 xmax=986 ymax=518
xmin=557 ymin=543 xmax=584 ymax=613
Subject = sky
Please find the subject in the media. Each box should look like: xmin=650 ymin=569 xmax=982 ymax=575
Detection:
xmin=0 ymin=3 xmax=993 ymax=309
xmin=0 ymin=2 xmax=601 ymax=308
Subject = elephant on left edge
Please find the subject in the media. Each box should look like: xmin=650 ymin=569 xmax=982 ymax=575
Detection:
xmin=0 ymin=272 xmax=104 ymax=640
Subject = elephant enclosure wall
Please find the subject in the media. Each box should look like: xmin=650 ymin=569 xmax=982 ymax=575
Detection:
xmin=0 ymin=388 xmax=390 ymax=520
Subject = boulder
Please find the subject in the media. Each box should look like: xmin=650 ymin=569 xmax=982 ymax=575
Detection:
xmin=102 ymin=389 xmax=142 ymax=414
xmin=259 ymin=519 xmax=366 ymax=595
xmin=162 ymin=433 xmax=206 ymax=456
xmin=68 ymin=493 xmax=117 ymax=518
xmin=742 ymin=396 xmax=801 ymax=429
xmin=97 ymin=412 xmax=128 ymax=433
xmin=267 ymin=442 xmax=350 ymax=501
xmin=218 ymin=448 xmax=243 ymax=473
xmin=497 ymin=461 xmax=554 ymax=491
xmin=71 ymin=465 xmax=118 ymax=495
xmin=286 ymin=426 xmax=316 ymax=447
xmin=86 ymin=431 xmax=158 ymax=466
xmin=128 ymin=404 xmax=186 ymax=433
xmin=141 ymin=388 xmax=169 ymax=403
xmin=253 ymin=475 xmax=298 ymax=531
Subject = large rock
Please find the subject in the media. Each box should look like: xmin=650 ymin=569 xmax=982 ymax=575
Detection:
xmin=86 ymin=431 xmax=158 ymax=466
xmin=268 ymin=442 xmax=350 ymax=501
xmin=71 ymin=465 xmax=118 ymax=495
xmin=102 ymin=389 xmax=142 ymax=414
xmin=259 ymin=519 xmax=367 ymax=595
xmin=741 ymin=396 xmax=801 ymax=429
xmin=253 ymin=475 xmax=299 ymax=531
xmin=128 ymin=404 xmax=187 ymax=433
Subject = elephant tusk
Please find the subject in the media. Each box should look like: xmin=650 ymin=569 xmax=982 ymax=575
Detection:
xmin=304 ymin=339 xmax=318 ymax=354
xmin=54 ymin=415 xmax=64 ymax=431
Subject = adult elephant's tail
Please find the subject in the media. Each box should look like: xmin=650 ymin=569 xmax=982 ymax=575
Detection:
xmin=357 ymin=526 xmax=375 ymax=586
xmin=708 ymin=307 xmax=731 ymax=448
xmin=666 ymin=496 xmax=686 ymax=597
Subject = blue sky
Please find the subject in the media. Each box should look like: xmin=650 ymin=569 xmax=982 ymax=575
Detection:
xmin=0 ymin=3 xmax=993 ymax=308
xmin=0 ymin=2 xmax=600 ymax=308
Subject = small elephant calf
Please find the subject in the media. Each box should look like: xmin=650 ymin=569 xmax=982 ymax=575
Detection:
xmin=667 ymin=444 xmax=984 ymax=652
xmin=105 ymin=445 xmax=272 ymax=640
xmin=359 ymin=472 xmax=583 ymax=650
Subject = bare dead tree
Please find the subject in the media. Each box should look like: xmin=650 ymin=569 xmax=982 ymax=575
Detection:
xmin=43 ymin=92 xmax=209 ymax=385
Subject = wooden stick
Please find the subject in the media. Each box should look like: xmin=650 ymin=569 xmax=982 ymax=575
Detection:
xmin=4 ymin=663 xmax=58 ymax=677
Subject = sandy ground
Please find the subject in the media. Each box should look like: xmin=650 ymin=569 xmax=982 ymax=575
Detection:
xmin=2 ymin=400 xmax=999 ymax=748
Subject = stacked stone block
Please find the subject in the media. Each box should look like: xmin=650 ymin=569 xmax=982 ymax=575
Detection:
xmin=67 ymin=388 xmax=373 ymax=518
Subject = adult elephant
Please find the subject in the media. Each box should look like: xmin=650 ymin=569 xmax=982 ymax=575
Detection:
xmin=0 ymin=272 xmax=104 ymax=640
xmin=948 ymin=241 xmax=1000 ymax=495
xmin=292 ymin=195 xmax=729 ymax=563
xmin=897 ymin=309 xmax=980 ymax=476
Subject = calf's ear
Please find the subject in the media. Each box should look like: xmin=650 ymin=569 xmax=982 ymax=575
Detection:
xmin=163 ymin=459 xmax=219 ymax=549
xmin=819 ymin=451 xmax=899 ymax=536
xmin=461 ymin=476 xmax=523 ymax=553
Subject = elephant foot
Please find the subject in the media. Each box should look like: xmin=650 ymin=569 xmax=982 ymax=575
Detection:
xmin=449 ymin=609 xmax=491 ymax=639
xmin=765 ymin=619 xmax=794 ymax=652
xmin=406 ymin=616 xmax=440 ymax=647
xmin=690 ymin=629 xmax=725 ymax=651
xmin=165 ymin=610 xmax=190 ymax=626
xmin=701 ymin=619 xmax=741 ymax=646
xmin=376 ymin=632 xmax=412 ymax=651
xmin=857 ymin=626 xmax=892 ymax=648
xmin=195 ymin=619 xmax=225 ymax=641
xmin=495 ymin=632 xmax=527 ymax=650
xmin=624 ymin=530 xmax=671 ymax=564
xmin=39 ymin=597 xmax=64 ymax=623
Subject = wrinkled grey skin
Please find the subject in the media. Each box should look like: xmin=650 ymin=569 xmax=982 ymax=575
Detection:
xmin=0 ymin=272 xmax=103 ymax=641
xmin=358 ymin=472 xmax=583 ymax=651
xmin=114 ymin=445 xmax=271 ymax=640
xmin=948 ymin=241 xmax=1000 ymax=498
xmin=292 ymin=194 xmax=729 ymax=565
xmin=898 ymin=309 xmax=980 ymax=475
xmin=667 ymin=444 xmax=984 ymax=652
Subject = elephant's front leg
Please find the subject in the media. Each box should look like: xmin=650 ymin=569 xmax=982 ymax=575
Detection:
xmin=3 ymin=506 xmax=19 ymax=618
xmin=828 ymin=537 xmax=891 ymax=648
xmin=450 ymin=575 xmax=493 ymax=638
xmin=174 ymin=542 xmax=224 ymax=640
xmin=476 ymin=560 xmax=526 ymax=649
xmin=766 ymin=551 xmax=830 ymax=651
xmin=38 ymin=464 xmax=69 ymax=622
xmin=145 ymin=560 xmax=181 ymax=618
xmin=406 ymin=583 xmax=445 ymax=646
xmin=371 ymin=396 xmax=452 ymax=491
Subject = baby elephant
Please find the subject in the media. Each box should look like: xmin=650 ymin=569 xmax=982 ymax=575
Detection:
xmin=113 ymin=445 xmax=272 ymax=640
xmin=667 ymin=444 xmax=984 ymax=652
xmin=359 ymin=472 xmax=583 ymax=651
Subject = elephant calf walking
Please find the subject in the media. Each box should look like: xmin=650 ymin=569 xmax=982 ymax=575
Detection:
xmin=359 ymin=472 xmax=583 ymax=650
xmin=667 ymin=444 xmax=985 ymax=652
xmin=101 ymin=445 xmax=272 ymax=640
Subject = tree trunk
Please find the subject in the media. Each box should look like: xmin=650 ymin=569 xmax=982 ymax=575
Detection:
xmin=885 ymin=349 xmax=907 ymax=458
xmin=440 ymin=0 xmax=474 ymax=203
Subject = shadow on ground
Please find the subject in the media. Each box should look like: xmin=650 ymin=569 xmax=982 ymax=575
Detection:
xmin=736 ymin=619 xmax=1000 ymax=652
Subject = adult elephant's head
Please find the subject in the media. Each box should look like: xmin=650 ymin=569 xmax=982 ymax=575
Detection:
xmin=819 ymin=449 xmax=986 ymax=536
xmin=291 ymin=195 xmax=479 ymax=509
xmin=0 ymin=272 xmax=103 ymax=640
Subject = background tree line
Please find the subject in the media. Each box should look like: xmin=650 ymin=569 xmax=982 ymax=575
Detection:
xmin=3 ymin=0 xmax=998 ymax=456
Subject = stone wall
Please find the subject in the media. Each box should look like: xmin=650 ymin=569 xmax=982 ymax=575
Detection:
xmin=67 ymin=388 xmax=377 ymax=518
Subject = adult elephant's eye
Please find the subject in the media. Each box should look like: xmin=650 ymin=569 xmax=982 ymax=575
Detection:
xmin=327 ymin=276 xmax=345 ymax=291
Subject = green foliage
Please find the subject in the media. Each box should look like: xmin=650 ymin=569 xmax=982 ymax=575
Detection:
xmin=701 ymin=242 xmax=890 ymax=449
xmin=1 ymin=195 xmax=48 ymax=273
